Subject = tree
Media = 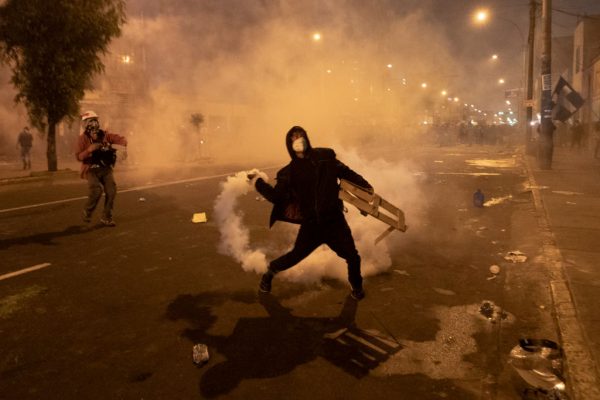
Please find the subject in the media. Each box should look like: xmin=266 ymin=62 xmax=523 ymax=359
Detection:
xmin=190 ymin=113 xmax=205 ymax=131
xmin=190 ymin=112 xmax=205 ymax=158
xmin=0 ymin=0 xmax=125 ymax=171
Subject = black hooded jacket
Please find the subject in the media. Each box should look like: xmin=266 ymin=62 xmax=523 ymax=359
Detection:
xmin=255 ymin=126 xmax=372 ymax=227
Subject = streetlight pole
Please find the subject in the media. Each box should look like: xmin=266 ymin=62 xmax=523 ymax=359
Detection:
xmin=473 ymin=10 xmax=529 ymax=136
xmin=525 ymin=0 xmax=536 ymax=154
xmin=539 ymin=0 xmax=553 ymax=169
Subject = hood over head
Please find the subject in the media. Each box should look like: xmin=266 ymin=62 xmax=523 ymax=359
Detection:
xmin=285 ymin=125 xmax=312 ymax=159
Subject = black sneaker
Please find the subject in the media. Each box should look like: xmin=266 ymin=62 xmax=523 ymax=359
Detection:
xmin=351 ymin=287 xmax=365 ymax=300
xmin=259 ymin=272 xmax=273 ymax=293
xmin=82 ymin=211 xmax=92 ymax=223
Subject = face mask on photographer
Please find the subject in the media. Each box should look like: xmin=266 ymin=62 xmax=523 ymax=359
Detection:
xmin=84 ymin=118 xmax=100 ymax=136
xmin=292 ymin=137 xmax=306 ymax=153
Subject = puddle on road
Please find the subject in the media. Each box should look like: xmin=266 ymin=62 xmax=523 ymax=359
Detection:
xmin=435 ymin=172 xmax=501 ymax=176
xmin=374 ymin=303 xmax=515 ymax=380
xmin=465 ymin=158 xmax=517 ymax=168
xmin=551 ymin=190 xmax=584 ymax=196
xmin=523 ymin=184 xmax=549 ymax=191
xmin=433 ymin=288 xmax=456 ymax=296
xmin=0 ymin=285 xmax=46 ymax=319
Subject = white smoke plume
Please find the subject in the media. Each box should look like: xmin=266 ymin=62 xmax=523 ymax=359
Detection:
xmin=213 ymin=169 xmax=270 ymax=273
xmin=213 ymin=151 xmax=424 ymax=286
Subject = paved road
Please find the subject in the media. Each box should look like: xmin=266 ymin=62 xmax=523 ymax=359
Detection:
xmin=0 ymin=144 xmax=561 ymax=399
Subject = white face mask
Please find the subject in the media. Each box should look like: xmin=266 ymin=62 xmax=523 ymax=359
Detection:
xmin=292 ymin=137 xmax=306 ymax=153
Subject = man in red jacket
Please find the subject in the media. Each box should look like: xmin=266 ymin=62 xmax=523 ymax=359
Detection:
xmin=75 ymin=111 xmax=127 ymax=226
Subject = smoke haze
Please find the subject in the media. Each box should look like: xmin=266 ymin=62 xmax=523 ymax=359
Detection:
xmin=213 ymin=150 xmax=423 ymax=285
xmin=2 ymin=0 xmax=599 ymax=165
xmin=99 ymin=0 xmax=465 ymax=167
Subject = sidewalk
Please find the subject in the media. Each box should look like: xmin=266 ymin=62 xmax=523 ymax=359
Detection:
xmin=0 ymin=156 xmax=226 ymax=185
xmin=0 ymin=159 xmax=80 ymax=184
xmin=525 ymin=146 xmax=600 ymax=399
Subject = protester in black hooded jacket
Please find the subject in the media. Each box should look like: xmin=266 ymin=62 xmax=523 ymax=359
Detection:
xmin=251 ymin=126 xmax=373 ymax=300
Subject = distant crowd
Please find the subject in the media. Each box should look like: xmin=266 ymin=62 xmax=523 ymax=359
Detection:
xmin=424 ymin=119 xmax=600 ymax=159
xmin=425 ymin=122 xmax=519 ymax=147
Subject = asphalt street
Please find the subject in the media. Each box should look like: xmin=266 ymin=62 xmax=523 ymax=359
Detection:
xmin=0 ymin=144 xmax=561 ymax=399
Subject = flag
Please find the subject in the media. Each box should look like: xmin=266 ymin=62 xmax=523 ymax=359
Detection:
xmin=552 ymin=76 xmax=585 ymax=122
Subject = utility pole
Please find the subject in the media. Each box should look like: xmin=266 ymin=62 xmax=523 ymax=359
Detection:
xmin=538 ymin=0 xmax=553 ymax=169
xmin=525 ymin=0 xmax=536 ymax=155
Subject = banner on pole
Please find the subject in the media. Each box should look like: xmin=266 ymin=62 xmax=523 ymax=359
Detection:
xmin=551 ymin=76 xmax=585 ymax=122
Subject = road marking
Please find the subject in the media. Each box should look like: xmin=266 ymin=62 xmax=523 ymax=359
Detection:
xmin=0 ymin=263 xmax=52 ymax=282
xmin=0 ymin=166 xmax=280 ymax=215
xmin=0 ymin=195 xmax=89 ymax=214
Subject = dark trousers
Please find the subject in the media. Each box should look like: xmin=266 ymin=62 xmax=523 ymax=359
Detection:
xmin=84 ymin=166 xmax=117 ymax=219
xmin=269 ymin=217 xmax=363 ymax=289
xmin=20 ymin=147 xmax=31 ymax=169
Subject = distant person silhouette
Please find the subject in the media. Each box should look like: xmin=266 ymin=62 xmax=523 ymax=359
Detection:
xmin=16 ymin=126 xmax=33 ymax=170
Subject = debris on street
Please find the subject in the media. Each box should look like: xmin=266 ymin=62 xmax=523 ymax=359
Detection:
xmin=473 ymin=189 xmax=484 ymax=207
xmin=478 ymin=300 xmax=507 ymax=322
xmin=484 ymin=195 xmax=513 ymax=207
xmin=508 ymin=339 xmax=566 ymax=396
xmin=504 ymin=251 xmax=527 ymax=263
xmin=192 ymin=343 xmax=210 ymax=366
xmin=192 ymin=212 xmax=207 ymax=223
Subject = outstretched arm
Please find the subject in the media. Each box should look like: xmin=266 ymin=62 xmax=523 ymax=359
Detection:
xmin=336 ymin=159 xmax=373 ymax=193
xmin=254 ymin=169 xmax=290 ymax=204
xmin=106 ymin=132 xmax=128 ymax=146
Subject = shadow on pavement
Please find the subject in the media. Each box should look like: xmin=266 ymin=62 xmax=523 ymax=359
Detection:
xmin=166 ymin=290 xmax=402 ymax=398
xmin=0 ymin=224 xmax=102 ymax=250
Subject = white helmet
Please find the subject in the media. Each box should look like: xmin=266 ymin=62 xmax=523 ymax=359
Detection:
xmin=81 ymin=110 xmax=99 ymax=121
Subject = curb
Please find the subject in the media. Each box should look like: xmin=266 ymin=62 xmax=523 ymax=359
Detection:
xmin=523 ymin=154 xmax=600 ymax=400
xmin=0 ymin=169 xmax=79 ymax=186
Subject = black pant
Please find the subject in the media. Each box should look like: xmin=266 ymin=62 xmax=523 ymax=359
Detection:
xmin=269 ymin=216 xmax=362 ymax=289
xmin=84 ymin=166 xmax=117 ymax=219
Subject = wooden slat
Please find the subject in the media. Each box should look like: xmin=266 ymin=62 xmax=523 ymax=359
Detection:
xmin=338 ymin=179 xmax=408 ymax=243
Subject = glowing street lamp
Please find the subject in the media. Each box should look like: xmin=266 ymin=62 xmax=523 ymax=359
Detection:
xmin=312 ymin=32 xmax=322 ymax=42
xmin=491 ymin=54 xmax=498 ymax=60
xmin=441 ymin=90 xmax=448 ymax=96
xmin=386 ymin=63 xmax=393 ymax=69
xmin=421 ymin=82 xmax=428 ymax=88
xmin=498 ymin=78 xmax=505 ymax=84
xmin=473 ymin=9 xmax=489 ymax=24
